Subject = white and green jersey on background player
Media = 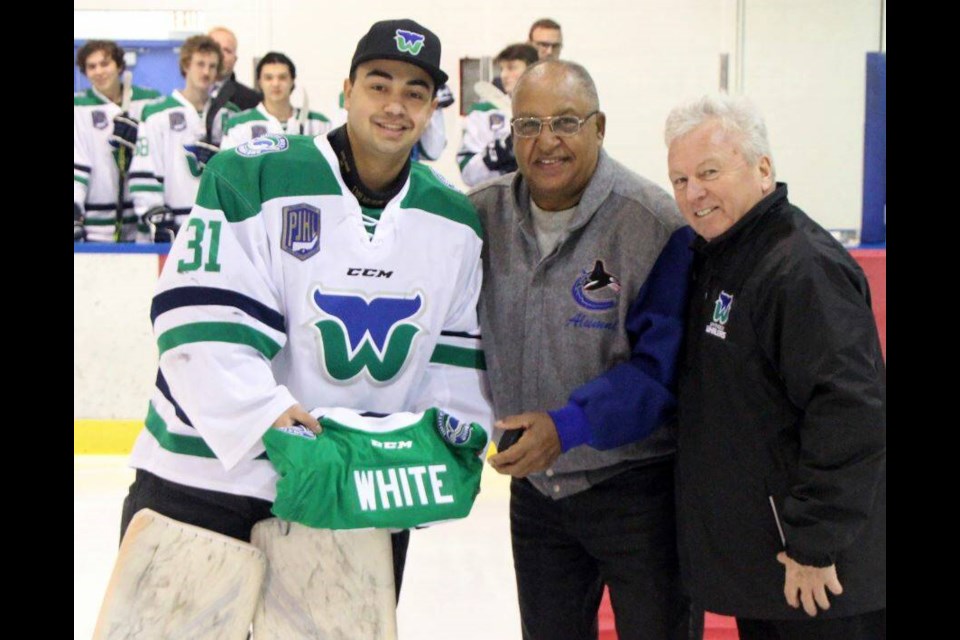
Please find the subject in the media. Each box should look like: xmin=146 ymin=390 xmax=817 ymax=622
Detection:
xmin=129 ymin=132 xmax=493 ymax=513
xmin=220 ymin=103 xmax=332 ymax=150
xmin=73 ymin=85 xmax=161 ymax=242
xmin=128 ymin=90 xmax=238 ymax=231
xmin=457 ymin=101 xmax=511 ymax=187
xmin=265 ymin=407 xmax=488 ymax=529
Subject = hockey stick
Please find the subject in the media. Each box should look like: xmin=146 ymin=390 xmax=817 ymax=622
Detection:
xmin=473 ymin=80 xmax=511 ymax=113
xmin=114 ymin=70 xmax=134 ymax=242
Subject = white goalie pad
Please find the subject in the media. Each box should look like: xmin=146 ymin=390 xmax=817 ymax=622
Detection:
xmin=93 ymin=508 xmax=267 ymax=640
xmin=250 ymin=519 xmax=397 ymax=640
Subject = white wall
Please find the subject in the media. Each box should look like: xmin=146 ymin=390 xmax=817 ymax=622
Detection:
xmin=75 ymin=0 xmax=883 ymax=230
xmin=74 ymin=254 xmax=158 ymax=419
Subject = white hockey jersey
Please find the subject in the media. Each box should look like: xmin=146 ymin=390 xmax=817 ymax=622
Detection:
xmin=220 ymin=104 xmax=332 ymax=150
xmin=73 ymin=85 xmax=161 ymax=242
xmin=457 ymin=102 xmax=511 ymax=187
xmin=127 ymin=90 xmax=238 ymax=228
xmin=129 ymin=133 xmax=493 ymax=501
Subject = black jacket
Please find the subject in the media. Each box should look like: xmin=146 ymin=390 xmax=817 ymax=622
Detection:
xmin=677 ymin=183 xmax=885 ymax=619
xmin=224 ymin=74 xmax=261 ymax=111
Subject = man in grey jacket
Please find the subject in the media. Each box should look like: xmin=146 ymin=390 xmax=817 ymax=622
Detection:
xmin=468 ymin=59 xmax=697 ymax=640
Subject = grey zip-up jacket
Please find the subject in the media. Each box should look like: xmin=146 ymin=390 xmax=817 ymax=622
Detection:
xmin=469 ymin=150 xmax=694 ymax=498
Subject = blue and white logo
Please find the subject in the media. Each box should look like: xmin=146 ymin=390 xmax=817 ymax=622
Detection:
xmin=237 ymin=134 xmax=290 ymax=157
xmin=251 ymin=124 xmax=267 ymax=139
xmin=277 ymin=424 xmax=317 ymax=440
xmin=435 ymin=411 xmax=473 ymax=446
xmin=281 ymin=203 xmax=321 ymax=261
xmin=489 ymin=113 xmax=506 ymax=130
xmin=571 ymin=260 xmax=621 ymax=312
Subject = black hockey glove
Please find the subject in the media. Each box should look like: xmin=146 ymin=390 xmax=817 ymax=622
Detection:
xmin=143 ymin=205 xmax=180 ymax=243
xmin=481 ymin=135 xmax=517 ymax=172
xmin=74 ymin=202 xmax=86 ymax=243
xmin=109 ymin=114 xmax=139 ymax=151
xmin=184 ymin=141 xmax=220 ymax=174
xmin=435 ymin=84 xmax=455 ymax=109
xmin=110 ymin=114 xmax=140 ymax=173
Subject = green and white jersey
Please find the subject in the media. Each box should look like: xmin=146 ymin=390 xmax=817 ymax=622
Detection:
xmin=265 ymin=407 xmax=488 ymax=529
xmin=220 ymin=103 xmax=332 ymax=150
xmin=128 ymin=90 xmax=238 ymax=226
xmin=73 ymin=85 xmax=161 ymax=242
xmin=129 ymin=133 xmax=492 ymax=502
xmin=457 ymin=102 xmax=510 ymax=187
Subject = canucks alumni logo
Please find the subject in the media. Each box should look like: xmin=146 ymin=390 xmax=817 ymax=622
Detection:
xmin=705 ymin=291 xmax=733 ymax=339
xmin=282 ymin=203 xmax=320 ymax=261
xmin=312 ymin=288 xmax=425 ymax=383
xmin=395 ymin=29 xmax=426 ymax=55
xmin=435 ymin=411 xmax=473 ymax=446
xmin=571 ymin=260 xmax=621 ymax=311
xmin=237 ymin=134 xmax=290 ymax=157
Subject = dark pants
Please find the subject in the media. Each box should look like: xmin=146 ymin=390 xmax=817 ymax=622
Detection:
xmin=736 ymin=608 xmax=886 ymax=640
xmin=510 ymin=461 xmax=695 ymax=640
xmin=120 ymin=469 xmax=411 ymax=601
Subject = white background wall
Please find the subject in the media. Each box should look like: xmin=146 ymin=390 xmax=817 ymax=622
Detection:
xmin=75 ymin=0 xmax=885 ymax=232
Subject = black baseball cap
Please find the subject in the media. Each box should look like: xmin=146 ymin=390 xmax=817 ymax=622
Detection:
xmin=350 ymin=19 xmax=448 ymax=88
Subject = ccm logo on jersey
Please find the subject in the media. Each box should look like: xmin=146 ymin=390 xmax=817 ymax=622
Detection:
xmin=370 ymin=439 xmax=413 ymax=449
xmin=347 ymin=267 xmax=394 ymax=278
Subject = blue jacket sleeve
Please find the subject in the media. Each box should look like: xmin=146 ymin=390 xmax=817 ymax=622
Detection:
xmin=549 ymin=226 xmax=694 ymax=451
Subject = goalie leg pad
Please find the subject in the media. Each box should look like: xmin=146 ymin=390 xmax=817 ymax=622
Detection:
xmin=94 ymin=508 xmax=267 ymax=640
xmin=250 ymin=519 xmax=398 ymax=640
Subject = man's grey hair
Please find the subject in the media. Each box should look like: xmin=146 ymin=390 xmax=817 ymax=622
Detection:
xmin=664 ymin=94 xmax=774 ymax=177
xmin=515 ymin=60 xmax=600 ymax=112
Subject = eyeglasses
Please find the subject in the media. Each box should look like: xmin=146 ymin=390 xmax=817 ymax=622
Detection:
xmin=532 ymin=41 xmax=562 ymax=51
xmin=511 ymin=111 xmax=600 ymax=138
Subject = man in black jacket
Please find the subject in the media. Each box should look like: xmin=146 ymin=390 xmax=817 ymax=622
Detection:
xmin=664 ymin=94 xmax=885 ymax=640
xmin=208 ymin=26 xmax=262 ymax=110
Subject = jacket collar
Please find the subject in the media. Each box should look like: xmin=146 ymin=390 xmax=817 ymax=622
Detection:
xmin=509 ymin=149 xmax=616 ymax=237
xmin=692 ymin=182 xmax=789 ymax=256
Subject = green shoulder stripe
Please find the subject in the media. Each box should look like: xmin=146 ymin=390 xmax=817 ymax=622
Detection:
xmin=74 ymin=89 xmax=105 ymax=107
xmin=141 ymin=95 xmax=181 ymax=121
xmin=308 ymin=111 xmax=330 ymax=122
xmin=132 ymin=85 xmax=162 ymax=100
xmin=403 ymin=164 xmax=482 ymax=239
xmin=199 ymin=135 xmax=342 ymax=223
xmin=467 ymin=101 xmax=497 ymax=114
xmin=224 ymin=108 xmax=268 ymax=133
xmin=157 ymin=322 xmax=282 ymax=359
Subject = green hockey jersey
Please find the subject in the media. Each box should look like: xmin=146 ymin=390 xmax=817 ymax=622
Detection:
xmin=264 ymin=407 xmax=487 ymax=529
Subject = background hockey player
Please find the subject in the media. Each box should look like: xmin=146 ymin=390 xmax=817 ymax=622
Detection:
xmin=127 ymin=35 xmax=239 ymax=242
xmin=220 ymin=51 xmax=332 ymax=150
xmin=74 ymin=40 xmax=161 ymax=242
xmin=115 ymin=16 xmax=492 ymax=628
xmin=457 ymin=43 xmax=538 ymax=187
